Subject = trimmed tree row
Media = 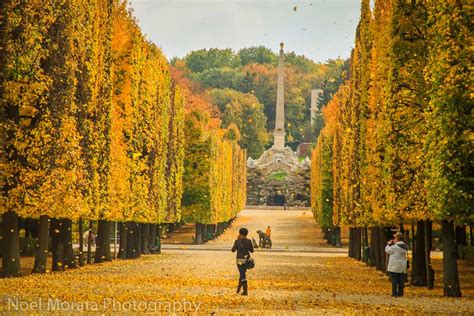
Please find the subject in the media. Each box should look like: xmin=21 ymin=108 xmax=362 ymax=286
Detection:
xmin=1 ymin=0 xmax=190 ymax=277
xmin=311 ymin=0 xmax=472 ymax=297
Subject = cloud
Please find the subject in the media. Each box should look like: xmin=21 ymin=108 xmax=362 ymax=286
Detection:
xmin=129 ymin=0 xmax=360 ymax=62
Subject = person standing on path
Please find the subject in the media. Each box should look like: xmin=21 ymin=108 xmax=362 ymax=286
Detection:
xmin=231 ymin=228 xmax=254 ymax=296
xmin=266 ymin=226 xmax=271 ymax=238
xmin=385 ymin=232 xmax=408 ymax=297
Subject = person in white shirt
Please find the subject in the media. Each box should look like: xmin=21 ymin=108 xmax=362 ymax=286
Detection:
xmin=385 ymin=232 xmax=408 ymax=297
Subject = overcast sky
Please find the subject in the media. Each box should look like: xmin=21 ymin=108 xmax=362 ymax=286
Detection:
xmin=129 ymin=0 xmax=361 ymax=63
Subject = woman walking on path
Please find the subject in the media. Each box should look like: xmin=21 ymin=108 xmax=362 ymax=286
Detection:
xmin=231 ymin=228 xmax=254 ymax=296
xmin=385 ymin=232 xmax=408 ymax=297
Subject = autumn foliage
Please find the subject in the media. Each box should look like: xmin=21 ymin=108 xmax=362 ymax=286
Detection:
xmin=0 ymin=0 xmax=246 ymax=276
xmin=172 ymin=65 xmax=247 ymax=244
xmin=311 ymin=0 xmax=472 ymax=297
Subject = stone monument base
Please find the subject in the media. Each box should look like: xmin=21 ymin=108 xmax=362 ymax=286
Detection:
xmin=247 ymin=146 xmax=310 ymax=207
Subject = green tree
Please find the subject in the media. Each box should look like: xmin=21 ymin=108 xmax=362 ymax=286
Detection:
xmin=185 ymin=48 xmax=239 ymax=73
xmin=237 ymin=46 xmax=277 ymax=66
xmin=318 ymin=59 xmax=349 ymax=109
xmin=425 ymin=0 xmax=473 ymax=297
xmin=285 ymin=51 xmax=317 ymax=72
xmin=208 ymin=88 xmax=268 ymax=158
xmin=191 ymin=67 xmax=244 ymax=90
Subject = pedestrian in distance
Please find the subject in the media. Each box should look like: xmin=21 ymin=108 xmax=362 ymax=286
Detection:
xmin=385 ymin=232 xmax=408 ymax=297
xmin=231 ymin=227 xmax=254 ymax=296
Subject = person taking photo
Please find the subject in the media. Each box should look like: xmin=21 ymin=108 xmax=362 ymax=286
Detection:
xmin=385 ymin=232 xmax=408 ymax=297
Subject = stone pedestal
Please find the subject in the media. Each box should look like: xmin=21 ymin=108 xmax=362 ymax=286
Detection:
xmin=247 ymin=147 xmax=310 ymax=207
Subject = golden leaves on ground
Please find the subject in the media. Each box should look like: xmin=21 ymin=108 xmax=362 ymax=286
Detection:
xmin=1 ymin=210 xmax=473 ymax=314
xmin=1 ymin=254 xmax=472 ymax=314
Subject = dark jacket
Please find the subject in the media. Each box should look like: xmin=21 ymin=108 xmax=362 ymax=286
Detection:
xmin=231 ymin=238 xmax=254 ymax=259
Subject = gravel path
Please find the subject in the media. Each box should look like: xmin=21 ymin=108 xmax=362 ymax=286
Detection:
xmin=0 ymin=209 xmax=472 ymax=314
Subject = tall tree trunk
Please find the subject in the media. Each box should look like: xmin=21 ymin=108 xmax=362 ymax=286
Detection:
xmin=135 ymin=222 xmax=141 ymax=258
xmin=362 ymin=227 xmax=368 ymax=263
xmin=50 ymin=219 xmax=76 ymax=270
xmin=33 ymin=215 xmax=49 ymax=273
xmin=219 ymin=222 xmax=225 ymax=235
xmin=126 ymin=222 xmax=135 ymax=259
xmin=327 ymin=227 xmax=334 ymax=245
xmin=95 ymin=220 xmax=112 ymax=263
xmin=61 ymin=219 xmax=77 ymax=269
xmin=470 ymin=225 xmax=473 ymax=246
xmin=20 ymin=218 xmax=34 ymax=257
xmin=51 ymin=218 xmax=64 ymax=271
xmin=87 ymin=220 xmax=93 ymax=264
xmin=455 ymin=225 xmax=467 ymax=259
xmin=354 ymin=227 xmax=362 ymax=261
xmin=1 ymin=211 xmax=20 ymax=277
xmin=441 ymin=220 xmax=461 ymax=297
xmin=369 ymin=227 xmax=377 ymax=266
xmin=202 ymin=224 xmax=208 ymax=243
xmin=373 ymin=227 xmax=383 ymax=271
xmin=78 ymin=218 xmax=84 ymax=267
xmin=195 ymin=223 xmax=204 ymax=244
xmin=211 ymin=224 xmax=217 ymax=239
xmin=455 ymin=225 xmax=467 ymax=245
xmin=149 ymin=224 xmax=157 ymax=253
xmin=94 ymin=220 xmax=112 ymax=263
xmin=140 ymin=223 xmax=150 ymax=254
xmin=424 ymin=220 xmax=434 ymax=289
xmin=95 ymin=220 xmax=104 ymax=263
xmin=126 ymin=222 xmax=140 ymax=259
xmin=24 ymin=218 xmax=31 ymax=238
xmin=330 ymin=227 xmax=335 ymax=246
xmin=411 ymin=220 xmax=427 ymax=286
xmin=135 ymin=222 xmax=141 ymax=259
xmin=206 ymin=224 xmax=215 ymax=241
xmin=348 ymin=228 xmax=354 ymax=258
xmin=333 ymin=226 xmax=342 ymax=248
xmin=378 ymin=227 xmax=388 ymax=272
xmin=157 ymin=225 xmax=162 ymax=254
xmin=118 ymin=222 xmax=127 ymax=259
xmin=104 ymin=220 xmax=112 ymax=261
xmin=113 ymin=222 xmax=118 ymax=259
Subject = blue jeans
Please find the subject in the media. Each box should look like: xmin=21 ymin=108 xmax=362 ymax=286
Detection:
xmin=390 ymin=272 xmax=405 ymax=296
xmin=237 ymin=264 xmax=247 ymax=282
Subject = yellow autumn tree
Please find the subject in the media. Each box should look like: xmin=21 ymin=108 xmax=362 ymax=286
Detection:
xmin=1 ymin=0 xmax=186 ymax=275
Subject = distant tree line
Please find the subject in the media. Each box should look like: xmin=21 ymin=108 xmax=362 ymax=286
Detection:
xmin=172 ymin=46 xmax=349 ymax=158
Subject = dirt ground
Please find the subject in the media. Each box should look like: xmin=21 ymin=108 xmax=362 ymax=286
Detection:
xmin=0 ymin=209 xmax=473 ymax=314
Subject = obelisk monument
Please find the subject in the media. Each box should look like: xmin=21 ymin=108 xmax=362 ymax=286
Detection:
xmin=310 ymin=89 xmax=323 ymax=125
xmin=273 ymin=42 xmax=285 ymax=150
